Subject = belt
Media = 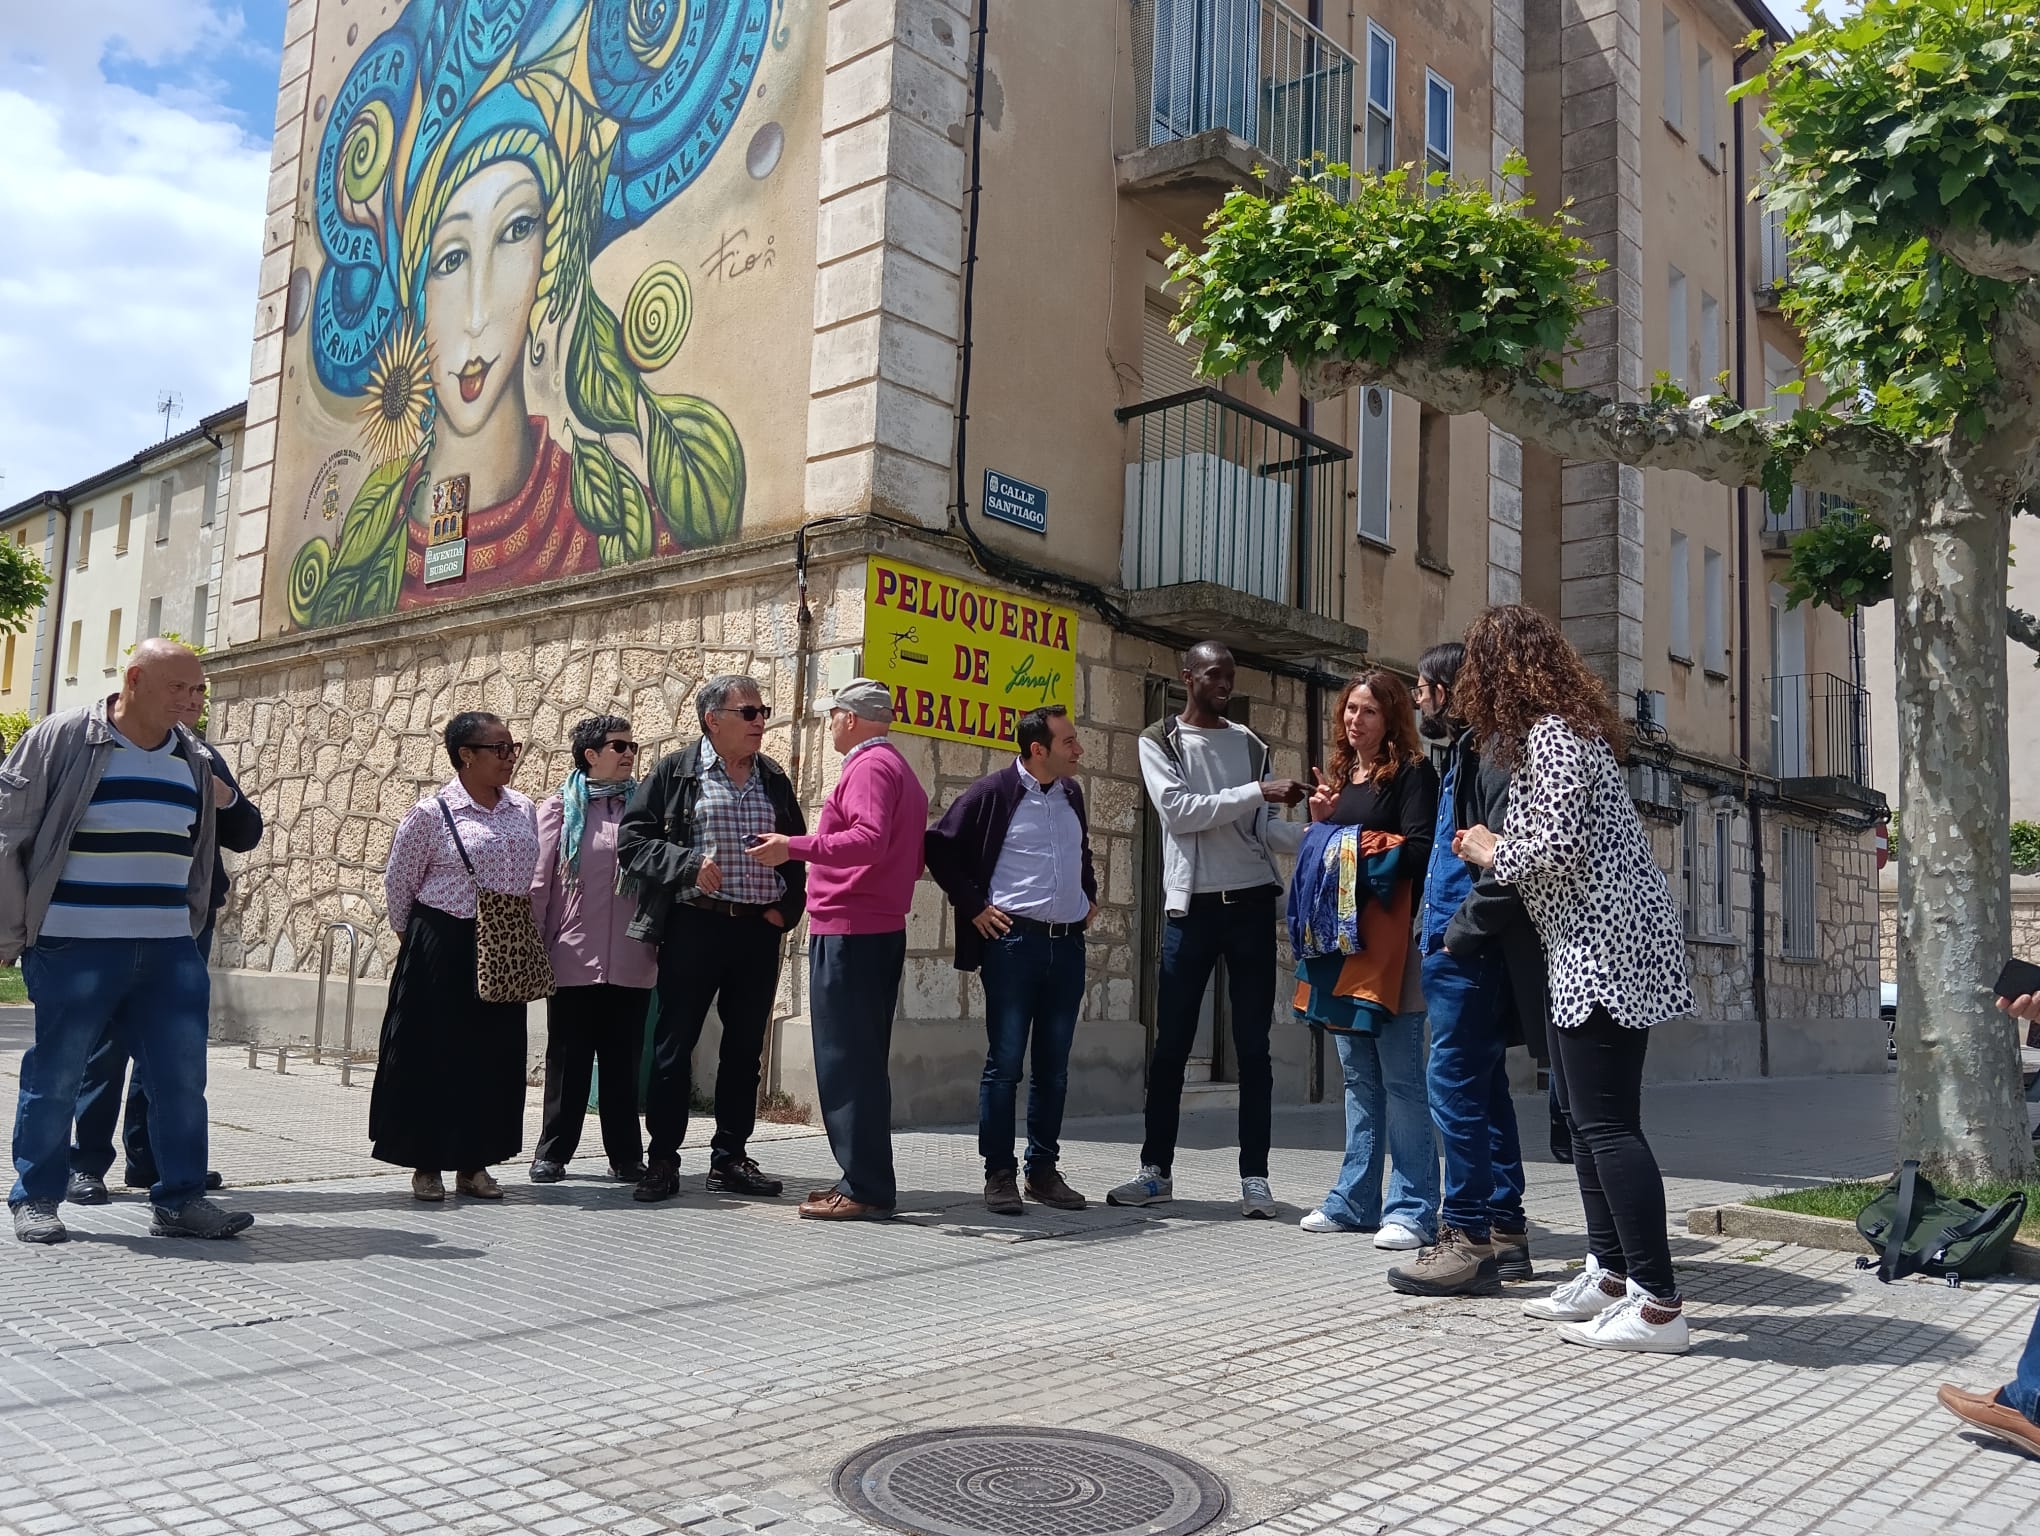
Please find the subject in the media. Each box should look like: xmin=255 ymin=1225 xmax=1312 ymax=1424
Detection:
xmin=1186 ymin=883 xmax=1281 ymax=909
xmin=1004 ymin=914 xmax=1087 ymax=939
xmin=683 ymin=895 xmax=774 ymax=918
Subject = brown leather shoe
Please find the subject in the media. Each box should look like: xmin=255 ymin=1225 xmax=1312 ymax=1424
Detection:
xmin=798 ymin=1189 xmax=893 ymax=1221
xmin=455 ymin=1169 xmax=503 ymax=1200
xmin=1938 ymin=1384 xmax=2040 ymax=1457
xmin=412 ymin=1170 xmax=445 ymax=1203
xmin=984 ymin=1169 xmax=1024 ymax=1215
xmin=1024 ymin=1168 xmax=1087 ymax=1210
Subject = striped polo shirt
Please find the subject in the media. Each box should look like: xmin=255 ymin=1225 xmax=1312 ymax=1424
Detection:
xmin=39 ymin=727 xmax=200 ymax=940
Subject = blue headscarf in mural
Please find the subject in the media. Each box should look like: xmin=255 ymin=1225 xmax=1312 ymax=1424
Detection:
xmin=291 ymin=0 xmax=771 ymax=628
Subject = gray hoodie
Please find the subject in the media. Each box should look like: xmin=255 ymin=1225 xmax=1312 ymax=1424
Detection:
xmin=1137 ymin=714 xmax=1303 ymax=916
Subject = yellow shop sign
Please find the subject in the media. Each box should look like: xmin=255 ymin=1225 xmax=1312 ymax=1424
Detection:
xmin=864 ymin=557 xmax=1079 ymax=750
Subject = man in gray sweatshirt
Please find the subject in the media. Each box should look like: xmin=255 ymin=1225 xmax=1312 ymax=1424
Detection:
xmin=1109 ymin=641 xmax=1306 ymax=1217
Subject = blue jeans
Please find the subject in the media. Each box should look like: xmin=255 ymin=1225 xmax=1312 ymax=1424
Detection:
xmin=978 ymin=929 xmax=1086 ymax=1176
xmin=1142 ymin=888 xmax=1278 ymax=1179
xmin=1318 ymin=1012 xmax=1438 ymax=1236
xmin=11 ymin=936 xmax=212 ymax=1210
xmin=2006 ymin=1304 xmax=2040 ymax=1424
xmin=1421 ymin=946 xmax=1527 ymax=1243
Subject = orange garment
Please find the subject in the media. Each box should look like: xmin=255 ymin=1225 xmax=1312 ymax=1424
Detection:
xmin=1291 ymin=829 xmax=1413 ymax=1031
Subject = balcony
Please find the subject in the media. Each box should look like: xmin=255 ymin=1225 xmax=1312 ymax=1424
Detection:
xmin=1756 ymin=205 xmax=1791 ymax=312
xmin=1762 ymin=491 xmax=1857 ymax=556
xmin=1119 ymin=0 xmax=1357 ymax=220
xmin=1115 ymin=387 xmax=1368 ymax=662
xmin=1768 ymin=672 xmax=1883 ymax=812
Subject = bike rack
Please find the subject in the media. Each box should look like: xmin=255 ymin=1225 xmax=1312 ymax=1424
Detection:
xmin=244 ymin=920 xmax=368 ymax=1083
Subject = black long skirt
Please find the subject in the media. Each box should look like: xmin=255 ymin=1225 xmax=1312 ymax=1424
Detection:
xmin=368 ymin=903 xmax=527 ymax=1171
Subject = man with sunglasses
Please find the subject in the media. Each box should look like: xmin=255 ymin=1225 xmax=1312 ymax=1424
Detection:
xmin=619 ymin=675 xmax=807 ymax=1203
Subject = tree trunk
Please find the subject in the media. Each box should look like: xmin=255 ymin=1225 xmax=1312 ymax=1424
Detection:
xmin=1892 ymin=471 xmax=2033 ymax=1179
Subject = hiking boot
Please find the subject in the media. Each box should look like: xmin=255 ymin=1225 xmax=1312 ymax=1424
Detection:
xmin=707 ymin=1157 xmax=784 ymax=1197
xmin=633 ymin=1157 xmax=681 ymax=1203
xmin=12 ymin=1200 xmax=66 ymax=1244
xmin=66 ymin=1171 xmax=111 ymax=1206
xmin=1105 ymin=1165 xmax=1172 ymax=1207
xmin=984 ymin=1169 xmax=1024 ymax=1215
xmin=1491 ymin=1226 xmax=1534 ymax=1282
xmin=1387 ymin=1225 xmax=1502 ymax=1297
xmin=1024 ymin=1168 xmax=1087 ymax=1211
xmin=149 ymin=1198 xmax=254 ymax=1239
xmin=528 ymin=1159 xmax=566 ymax=1184
xmin=1240 ymin=1177 xmax=1277 ymax=1219
xmin=1522 ymin=1254 xmax=1626 ymax=1321
xmin=1559 ymin=1279 xmax=1689 ymax=1354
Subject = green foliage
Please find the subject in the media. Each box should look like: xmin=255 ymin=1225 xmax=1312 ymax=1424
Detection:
xmin=2011 ymin=820 xmax=2040 ymax=872
xmin=1165 ymin=159 xmax=1602 ymax=392
xmin=565 ymin=290 xmax=640 ymax=437
xmin=0 ymin=537 xmax=50 ymax=636
xmin=288 ymin=458 xmax=414 ymax=628
xmin=1741 ymin=0 xmax=2040 ymax=440
xmin=644 ymin=391 xmax=745 ymax=547
xmin=570 ymin=438 xmax=655 ymax=567
xmin=0 ymin=708 xmax=29 ymax=754
xmin=1782 ymin=512 xmax=1893 ymax=613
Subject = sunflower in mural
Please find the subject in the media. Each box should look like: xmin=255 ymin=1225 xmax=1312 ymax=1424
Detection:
xmin=289 ymin=0 xmax=772 ymax=628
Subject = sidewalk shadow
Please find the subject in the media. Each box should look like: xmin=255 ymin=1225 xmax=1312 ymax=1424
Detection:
xmin=65 ymin=1225 xmax=488 ymax=1264
xmin=1687 ymin=1314 xmax=1980 ymax=1367
xmin=893 ymin=1188 xmax=1288 ymax=1243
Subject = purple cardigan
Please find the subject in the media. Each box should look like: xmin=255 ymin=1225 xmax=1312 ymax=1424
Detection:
xmin=923 ymin=764 xmax=1098 ymax=972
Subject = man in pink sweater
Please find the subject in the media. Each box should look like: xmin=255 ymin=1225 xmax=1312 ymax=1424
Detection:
xmin=748 ymin=678 xmax=928 ymax=1219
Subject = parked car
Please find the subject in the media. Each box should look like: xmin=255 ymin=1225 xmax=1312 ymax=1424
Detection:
xmin=1881 ymin=982 xmax=1898 ymax=1062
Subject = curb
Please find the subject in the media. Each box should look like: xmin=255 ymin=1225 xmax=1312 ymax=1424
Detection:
xmin=1686 ymin=1204 xmax=2040 ymax=1281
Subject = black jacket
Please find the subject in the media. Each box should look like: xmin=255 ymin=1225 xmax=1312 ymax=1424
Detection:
xmin=206 ymin=747 xmax=264 ymax=915
xmin=924 ymin=765 xmax=1098 ymax=972
xmin=1438 ymin=730 xmax=1552 ymax=1064
xmin=616 ymin=739 xmax=807 ymax=939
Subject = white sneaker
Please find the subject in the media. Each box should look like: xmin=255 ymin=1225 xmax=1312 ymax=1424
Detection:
xmin=1299 ymin=1208 xmax=1350 ymax=1233
xmin=1372 ymin=1221 xmax=1424 ymax=1250
xmin=1558 ymin=1278 xmax=1691 ymax=1354
xmin=1522 ymin=1253 xmax=1625 ymax=1322
xmin=1240 ymin=1177 xmax=1276 ymax=1219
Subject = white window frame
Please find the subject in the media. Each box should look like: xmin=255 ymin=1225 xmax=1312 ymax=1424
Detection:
xmin=1711 ymin=808 xmax=1733 ymax=938
xmin=1699 ymin=291 xmax=1721 ymax=391
xmin=1697 ymin=46 xmax=1718 ymax=166
xmin=1781 ymin=825 xmax=1818 ymax=961
xmin=1424 ymin=71 xmax=1452 ymax=192
xmin=1364 ymin=24 xmax=1395 ymax=176
xmin=1668 ymin=530 xmax=1691 ymax=662
xmin=1356 ymin=384 xmax=1393 ymax=545
xmin=1662 ymin=11 xmax=1683 ymax=133
xmin=1667 ymin=265 xmax=1689 ymax=390
xmin=1703 ymin=545 xmax=1726 ymax=671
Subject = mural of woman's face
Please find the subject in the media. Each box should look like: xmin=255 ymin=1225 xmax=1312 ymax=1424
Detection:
xmin=423 ymin=160 xmax=544 ymax=440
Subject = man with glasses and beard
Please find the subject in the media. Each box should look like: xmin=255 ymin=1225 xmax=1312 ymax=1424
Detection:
xmin=1385 ymin=641 xmax=1550 ymax=1298
xmin=619 ymin=675 xmax=807 ymax=1204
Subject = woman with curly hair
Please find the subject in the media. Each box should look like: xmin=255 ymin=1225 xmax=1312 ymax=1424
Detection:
xmin=1451 ymin=605 xmax=1695 ymax=1354
xmin=1297 ymin=671 xmax=1441 ymax=1245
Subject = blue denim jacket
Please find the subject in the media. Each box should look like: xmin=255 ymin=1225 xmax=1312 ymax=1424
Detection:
xmin=1420 ymin=755 xmax=1473 ymax=955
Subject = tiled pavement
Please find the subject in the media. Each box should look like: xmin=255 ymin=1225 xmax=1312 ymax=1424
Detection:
xmin=1 ymin=1023 xmax=2036 ymax=1536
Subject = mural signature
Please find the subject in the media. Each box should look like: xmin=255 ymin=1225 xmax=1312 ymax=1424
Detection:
xmin=702 ymin=228 xmax=777 ymax=284
xmin=1005 ymin=653 xmax=1065 ymax=704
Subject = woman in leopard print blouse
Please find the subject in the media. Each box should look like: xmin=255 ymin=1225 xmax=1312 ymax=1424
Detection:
xmin=1452 ymin=606 xmax=1696 ymax=1356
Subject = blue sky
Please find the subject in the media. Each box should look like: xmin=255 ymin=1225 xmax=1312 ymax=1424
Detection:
xmin=0 ymin=1 xmax=287 ymax=504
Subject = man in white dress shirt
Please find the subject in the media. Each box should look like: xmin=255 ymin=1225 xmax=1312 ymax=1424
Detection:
xmin=924 ymin=705 xmax=1098 ymax=1216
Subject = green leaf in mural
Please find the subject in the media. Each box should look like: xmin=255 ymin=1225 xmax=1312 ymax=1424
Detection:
xmin=643 ymin=390 xmax=745 ymax=547
xmin=296 ymin=456 xmax=413 ymax=626
xmin=570 ymin=437 xmax=654 ymax=567
xmin=565 ymin=290 xmax=639 ymax=436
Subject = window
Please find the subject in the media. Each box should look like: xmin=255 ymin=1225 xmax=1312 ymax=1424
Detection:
xmin=1759 ymin=124 xmax=1789 ymax=287
xmin=1682 ymin=803 xmax=1735 ymax=939
xmin=191 ymin=583 xmax=210 ymax=644
xmin=1142 ymin=295 xmax=1200 ymax=400
xmin=1416 ymin=405 xmax=1450 ymax=569
xmin=154 ymin=475 xmax=173 ymax=542
xmin=104 ymin=610 xmax=123 ymax=675
xmin=1357 ymin=384 xmax=1392 ymax=544
xmin=1781 ymin=825 xmax=1818 ymax=960
xmin=2 ymin=633 xmax=15 ymax=693
xmin=1669 ymin=531 xmax=1691 ymax=660
xmin=146 ymin=597 xmax=163 ymax=639
xmin=1666 ymin=266 xmax=1688 ymax=389
xmin=74 ymin=506 xmax=92 ymax=569
xmin=1703 ymin=545 xmax=1726 ymax=670
xmin=1365 ymin=25 xmax=1395 ymax=175
xmin=1697 ymin=47 xmax=1718 ymax=164
xmin=1712 ymin=809 xmax=1733 ymax=937
xmin=117 ymin=493 xmax=133 ymax=554
xmin=1424 ymin=73 xmax=1452 ymax=192
xmin=201 ymin=459 xmax=219 ymax=527
xmin=1764 ymin=345 xmax=1797 ymax=418
xmin=1662 ymin=11 xmax=1683 ymax=132
xmin=64 ymin=620 xmax=81 ymax=683
xmin=1699 ymin=291 xmax=1721 ymax=390
xmin=1681 ymin=805 xmax=1697 ymax=930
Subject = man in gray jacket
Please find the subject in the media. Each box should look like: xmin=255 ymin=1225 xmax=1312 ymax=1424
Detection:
xmin=2 ymin=639 xmax=253 ymax=1244
xmin=1109 ymin=641 xmax=1306 ymax=1217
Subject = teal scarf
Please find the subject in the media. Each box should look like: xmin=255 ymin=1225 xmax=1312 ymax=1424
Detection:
xmin=560 ymin=771 xmax=634 ymax=884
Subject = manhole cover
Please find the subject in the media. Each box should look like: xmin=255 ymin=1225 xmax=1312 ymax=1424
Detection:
xmin=835 ymin=1426 xmax=1226 ymax=1536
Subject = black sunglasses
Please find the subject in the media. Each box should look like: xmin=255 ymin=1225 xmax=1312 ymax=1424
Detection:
xmin=601 ymin=740 xmax=640 ymax=754
xmin=469 ymin=741 xmax=523 ymax=760
xmin=716 ymin=705 xmax=772 ymax=722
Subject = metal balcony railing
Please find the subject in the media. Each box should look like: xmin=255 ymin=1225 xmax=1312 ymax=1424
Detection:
xmin=1767 ymin=671 xmax=1872 ymax=787
xmin=1132 ymin=0 xmax=1358 ymax=196
xmin=1764 ymin=491 xmax=1857 ymax=548
xmin=1116 ymin=387 xmax=1350 ymax=623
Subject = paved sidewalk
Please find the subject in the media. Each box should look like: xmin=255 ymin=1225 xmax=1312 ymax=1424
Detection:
xmin=1 ymin=1031 xmax=2035 ymax=1536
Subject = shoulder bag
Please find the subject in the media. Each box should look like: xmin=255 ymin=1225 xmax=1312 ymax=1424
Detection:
xmin=1855 ymin=1159 xmax=2027 ymax=1285
xmin=437 ymin=796 xmax=555 ymax=1005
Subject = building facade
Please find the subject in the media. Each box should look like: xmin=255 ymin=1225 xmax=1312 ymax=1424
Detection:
xmin=206 ymin=0 xmax=1880 ymax=1122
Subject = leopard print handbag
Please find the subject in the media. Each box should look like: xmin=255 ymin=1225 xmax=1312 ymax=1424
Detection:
xmin=437 ymin=797 xmax=556 ymax=1005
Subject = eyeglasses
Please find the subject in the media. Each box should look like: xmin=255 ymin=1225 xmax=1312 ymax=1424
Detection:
xmin=601 ymin=740 xmax=639 ymax=755
xmin=469 ymin=741 xmax=523 ymax=760
xmin=715 ymin=705 xmax=772 ymax=722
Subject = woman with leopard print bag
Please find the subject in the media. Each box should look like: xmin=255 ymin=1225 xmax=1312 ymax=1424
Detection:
xmin=1452 ymin=606 xmax=1697 ymax=1356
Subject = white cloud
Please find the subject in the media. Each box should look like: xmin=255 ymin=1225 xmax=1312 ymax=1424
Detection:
xmin=0 ymin=2 xmax=273 ymax=504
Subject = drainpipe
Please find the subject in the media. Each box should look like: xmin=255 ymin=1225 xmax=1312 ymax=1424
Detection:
xmin=1732 ymin=40 xmax=1770 ymax=1075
